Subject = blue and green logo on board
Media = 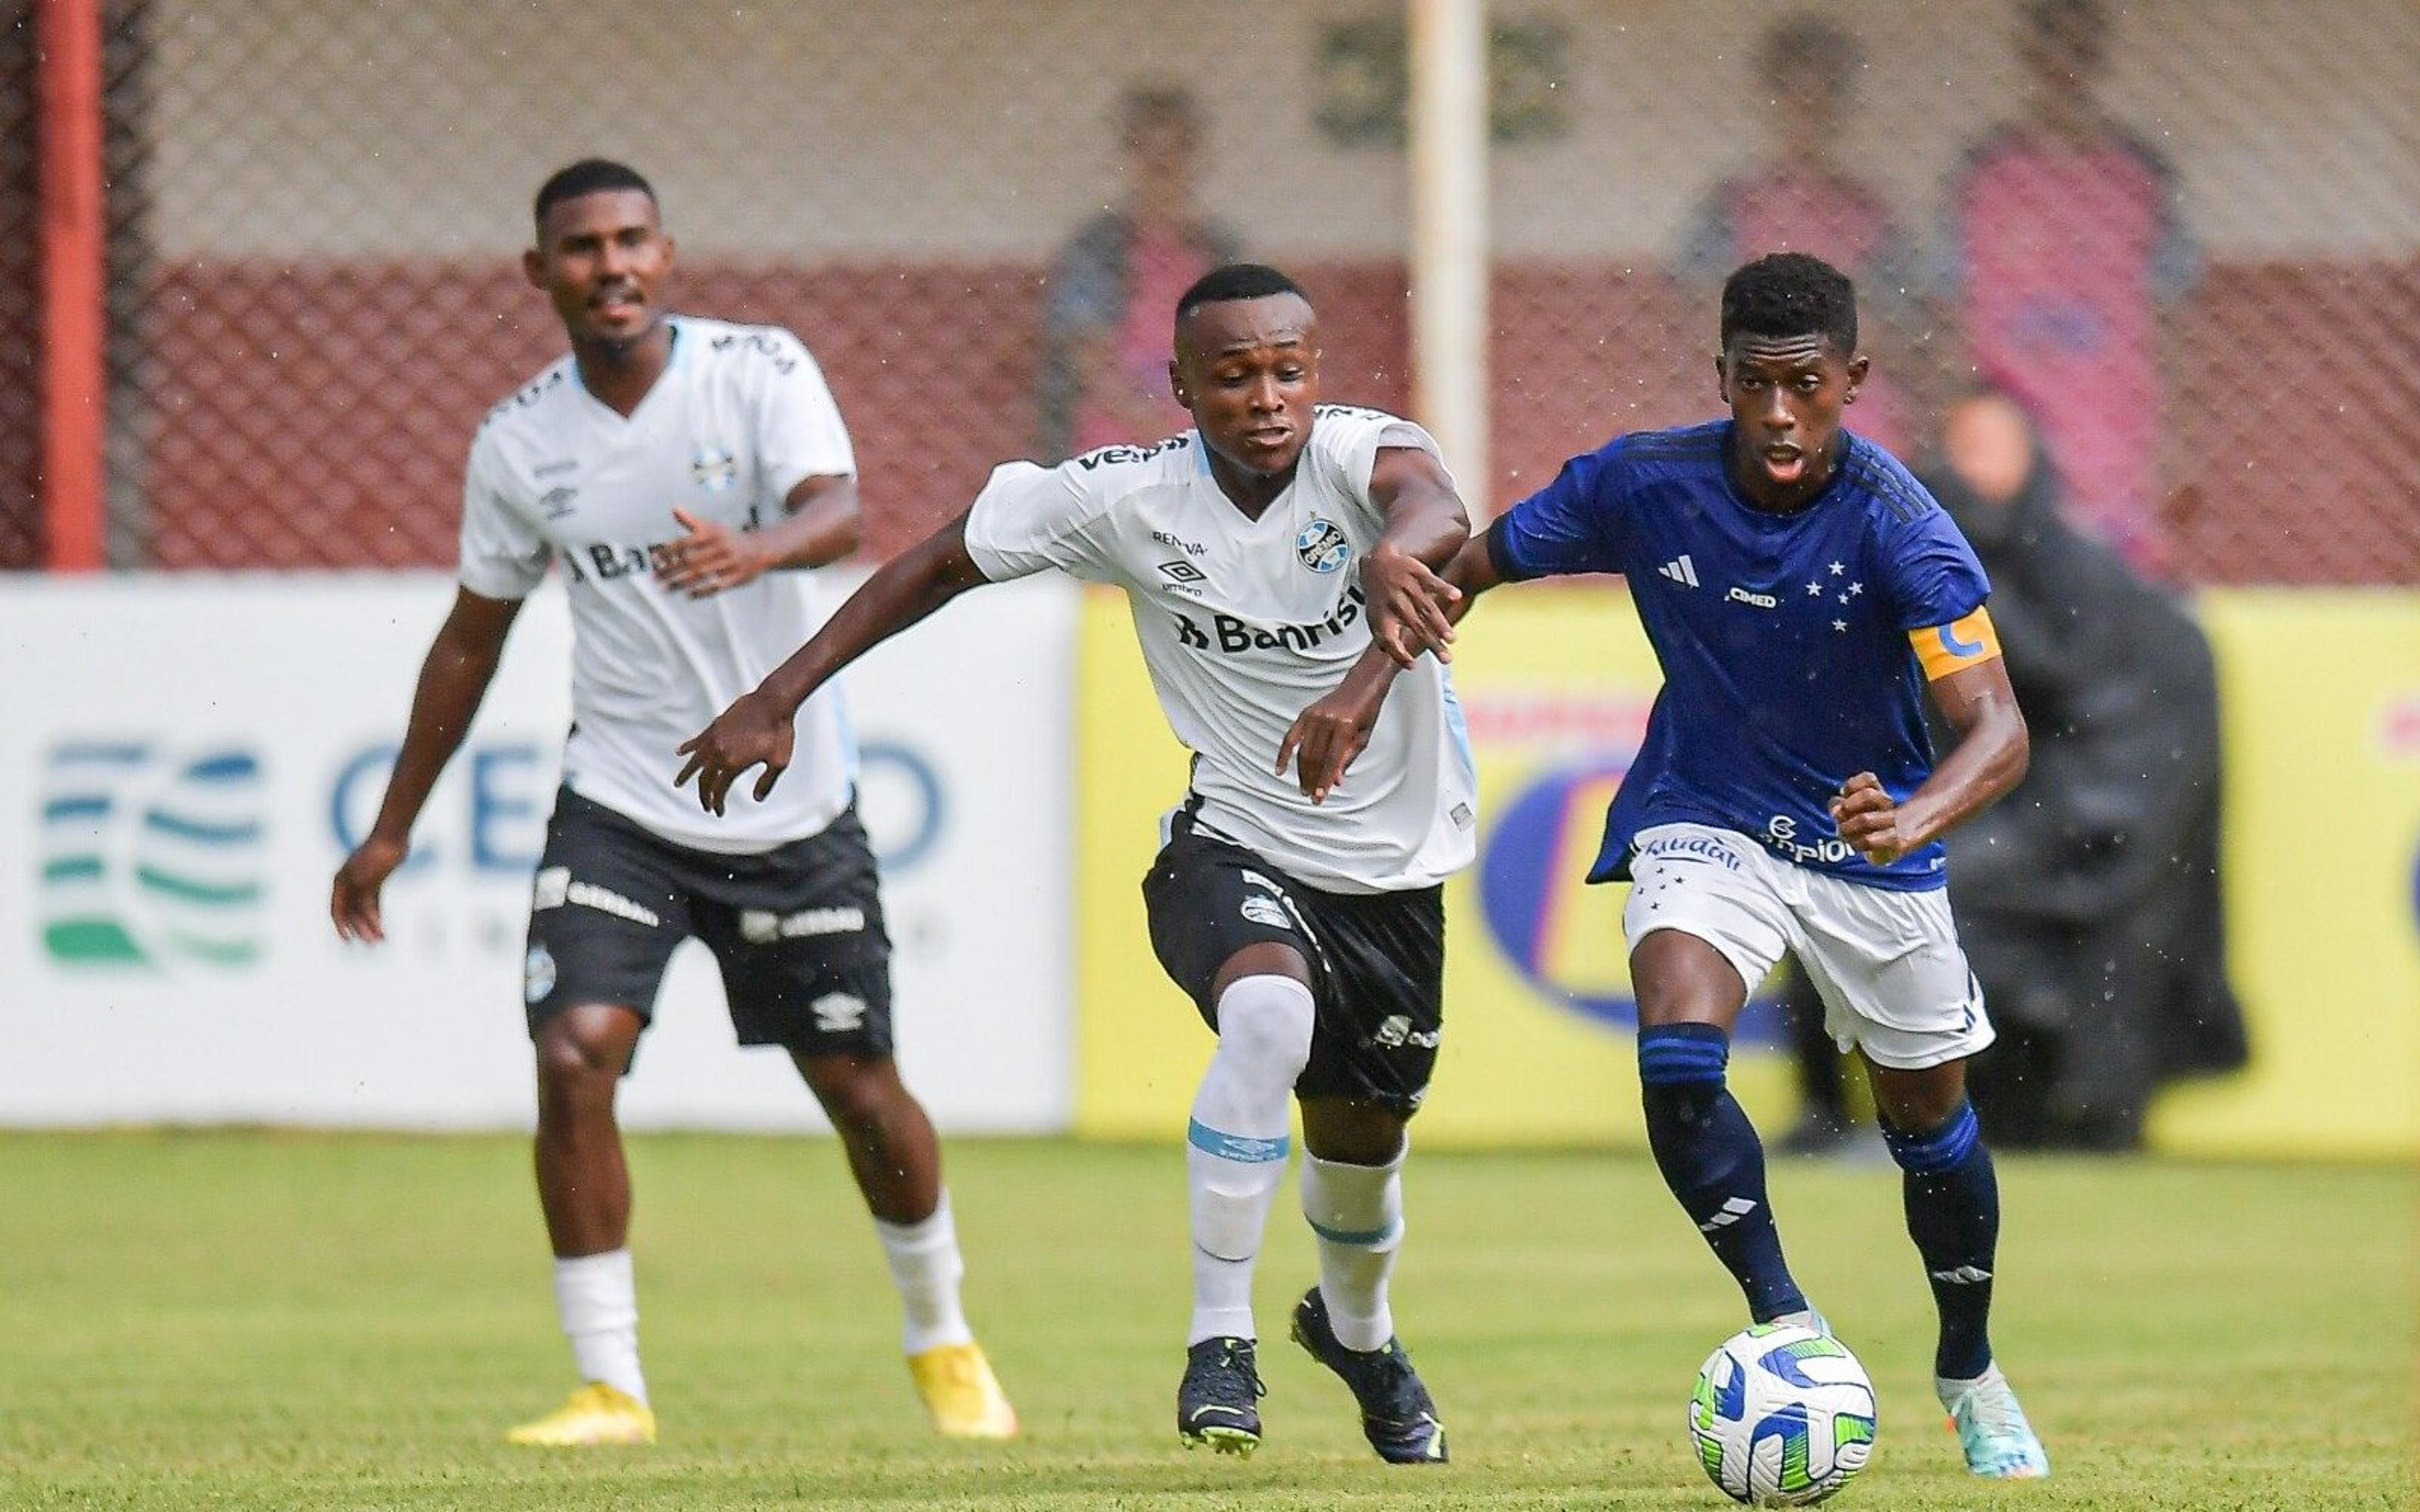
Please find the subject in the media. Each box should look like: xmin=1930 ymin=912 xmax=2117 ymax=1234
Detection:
xmin=40 ymin=742 xmax=268 ymax=969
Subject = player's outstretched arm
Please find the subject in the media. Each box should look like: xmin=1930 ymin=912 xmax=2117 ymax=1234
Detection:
xmin=1830 ymin=655 xmax=2030 ymax=865
xmin=1361 ymin=446 xmax=1470 ymax=668
xmin=1281 ymin=531 xmax=1505 ymax=801
xmin=658 ymin=473 xmax=860 ymax=597
xmin=332 ymin=588 xmax=524 ymax=943
xmin=677 ymin=510 xmax=991 ymax=815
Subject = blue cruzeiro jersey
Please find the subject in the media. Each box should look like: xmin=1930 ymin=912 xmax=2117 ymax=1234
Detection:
xmin=1486 ymin=420 xmax=1991 ymax=891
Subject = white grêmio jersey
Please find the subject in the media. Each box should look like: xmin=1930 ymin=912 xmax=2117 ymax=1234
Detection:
xmin=964 ymin=404 xmax=1477 ymax=893
xmin=458 ymin=314 xmax=858 ymax=854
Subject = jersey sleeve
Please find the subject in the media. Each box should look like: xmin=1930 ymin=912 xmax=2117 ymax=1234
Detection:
xmin=1484 ymin=444 xmax=1627 ymax=581
xmin=1312 ymin=406 xmax=1448 ymax=530
xmin=1877 ymin=497 xmax=1993 ymax=634
xmin=456 ymin=430 xmax=548 ymax=601
xmin=962 ymin=459 xmax=1118 ymax=583
xmin=751 ymin=329 xmax=858 ymax=501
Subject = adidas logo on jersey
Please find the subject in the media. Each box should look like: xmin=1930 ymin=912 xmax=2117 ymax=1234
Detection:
xmin=1658 ymin=554 xmax=1700 ymax=587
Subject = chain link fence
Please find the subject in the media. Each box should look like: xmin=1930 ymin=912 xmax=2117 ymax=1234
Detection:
xmin=3 ymin=0 xmax=2414 ymax=580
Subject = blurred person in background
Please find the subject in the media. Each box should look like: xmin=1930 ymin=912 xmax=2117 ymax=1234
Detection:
xmin=682 ymin=264 xmax=1470 ymax=1466
xmin=1673 ymin=13 xmax=1927 ymax=457
xmin=330 ymin=159 xmax=1016 ymax=1447
xmin=1035 ymin=84 xmax=1240 ymax=461
xmin=1939 ymin=0 xmax=2199 ymax=577
xmin=1918 ymin=386 xmax=2247 ymax=1151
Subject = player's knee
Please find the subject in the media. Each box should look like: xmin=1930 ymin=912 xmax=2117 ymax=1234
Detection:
xmin=1213 ymin=974 xmax=1315 ymax=1078
xmin=799 ymin=1053 xmax=909 ymax=1133
xmin=1299 ymin=1098 xmax=1407 ymax=1166
xmin=533 ymin=1011 xmax=633 ymax=1092
xmin=1870 ymin=1064 xmax=1968 ymax=1136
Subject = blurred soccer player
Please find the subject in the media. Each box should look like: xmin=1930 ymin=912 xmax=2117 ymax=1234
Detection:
xmin=330 ymin=159 xmax=1015 ymax=1447
xmin=678 ymin=263 xmax=1471 ymax=1464
xmin=1323 ymin=254 xmax=2050 ymax=1480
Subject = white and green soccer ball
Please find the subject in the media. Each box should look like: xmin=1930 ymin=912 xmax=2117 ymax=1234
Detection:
xmin=1688 ymin=1322 xmax=1877 ymax=1506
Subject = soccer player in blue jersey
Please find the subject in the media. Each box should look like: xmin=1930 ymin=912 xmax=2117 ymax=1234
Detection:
xmin=1294 ymin=252 xmax=2049 ymax=1479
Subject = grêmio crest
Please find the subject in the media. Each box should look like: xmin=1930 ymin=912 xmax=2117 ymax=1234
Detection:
xmin=1296 ymin=518 xmax=1351 ymax=574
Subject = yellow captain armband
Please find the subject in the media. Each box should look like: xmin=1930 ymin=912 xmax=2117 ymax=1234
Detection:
xmin=1911 ymin=605 xmax=2002 ymax=680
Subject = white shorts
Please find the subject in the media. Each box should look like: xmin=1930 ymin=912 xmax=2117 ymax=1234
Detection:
xmin=1622 ymin=823 xmax=1993 ymax=1071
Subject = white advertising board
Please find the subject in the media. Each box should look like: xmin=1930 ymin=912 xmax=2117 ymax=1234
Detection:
xmin=0 ymin=570 xmax=1075 ymax=1131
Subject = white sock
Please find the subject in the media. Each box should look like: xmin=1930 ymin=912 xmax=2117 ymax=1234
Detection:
xmin=1775 ymin=1305 xmax=1833 ymax=1337
xmin=1185 ymin=975 xmax=1315 ymax=1345
xmin=873 ymin=1189 xmax=974 ymax=1356
xmin=554 ymin=1249 xmax=647 ymax=1404
xmin=1301 ymin=1142 xmax=1405 ymax=1352
xmin=1936 ymin=1361 xmax=2005 ymax=1406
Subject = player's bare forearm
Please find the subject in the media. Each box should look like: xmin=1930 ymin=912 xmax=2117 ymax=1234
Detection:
xmin=1362 ymin=447 xmax=1471 ymax=666
xmin=1280 ymin=638 xmax=1405 ymax=801
xmin=1873 ymin=658 xmax=2031 ymax=854
xmin=679 ymin=515 xmax=990 ymax=815
xmin=755 ymin=473 xmax=863 ymax=570
xmin=1297 ymin=517 xmax=1505 ymax=779
xmin=758 ymin=514 xmax=988 ymax=714
xmin=1437 ymin=530 xmax=1507 ymax=620
xmin=370 ymin=588 xmax=521 ymax=845
xmin=659 ymin=475 xmax=860 ymax=596
xmin=1368 ymin=446 xmax=1470 ymax=567
xmin=335 ymin=588 xmax=519 ymax=941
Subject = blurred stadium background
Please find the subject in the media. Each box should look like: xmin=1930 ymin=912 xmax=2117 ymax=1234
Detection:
xmin=2 ymin=0 xmax=2410 ymax=1147
xmin=0 ymin=1 xmax=2414 ymax=1503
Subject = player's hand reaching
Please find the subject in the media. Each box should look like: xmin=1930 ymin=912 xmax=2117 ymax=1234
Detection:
xmin=1277 ymin=679 xmax=1387 ymax=805
xmin=658 ymin=508 xmax=768 ymax=597
xmin=1360 ymin=543 xmax=1461 ymax=669
xmin=675 ymin=689 xmax=795 ymax=815
xmin=1829 ymin=771 xmax=1908 ymax=866
xmin=330 ymin=832 xmax=408 ymax=944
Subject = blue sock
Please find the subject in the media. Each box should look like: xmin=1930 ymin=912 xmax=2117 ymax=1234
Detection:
xmin=1882 ymin=1101 xmax=1998 ymax=1381
xmin=1639 ymin=1023 xmax=1807 ymax=1322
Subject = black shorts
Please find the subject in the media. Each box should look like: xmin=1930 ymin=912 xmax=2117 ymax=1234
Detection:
xmin=1141 ymin=811 xmax=1445 ymax=1116
xmin=522 ymin=788 xmax=893 ymax=1060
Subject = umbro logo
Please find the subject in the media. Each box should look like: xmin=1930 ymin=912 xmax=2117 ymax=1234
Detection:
xmin=810 ymin=992 xmax=868 ymax=1034
xmin=1658 ymin=554 xmax=1700 ymax=587
xmin=1157 ymin=559 xmax=1209 ymax=585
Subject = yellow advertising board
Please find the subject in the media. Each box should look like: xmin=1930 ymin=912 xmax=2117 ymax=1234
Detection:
xmin=1075 ymin=583 xmax=2420 ymax=1157
xmin=2147 ymin=590 xmax=2420 ymax=1157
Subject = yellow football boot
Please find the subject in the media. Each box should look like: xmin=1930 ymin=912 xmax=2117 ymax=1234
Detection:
xmin=505 ymin=1382 xmax=657 ymax=1446
xmin=908 ymin=1340 xmax=1020 ymax=1439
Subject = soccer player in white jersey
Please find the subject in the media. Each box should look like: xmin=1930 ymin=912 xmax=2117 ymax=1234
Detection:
xmin=678 ymin=264 xmax=1473 ymax=1464
xmin=330 ymin=160 xmax=1016 ymax=1448
xmin=1320 ymin=253 xmax=2049 ymax=1480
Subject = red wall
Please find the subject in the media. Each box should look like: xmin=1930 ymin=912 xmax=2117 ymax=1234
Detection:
xmin=139 ymin=256 xmax=2419 ymax=583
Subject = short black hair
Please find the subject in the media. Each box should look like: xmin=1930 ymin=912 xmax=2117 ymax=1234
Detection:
xmin=534 ymin=159 xmax=657 ymax=232
xmin=1720 ymin=252 xmax=1858 ymax=354
xmin=1175 ymin=263 xmax=1308 ymax=326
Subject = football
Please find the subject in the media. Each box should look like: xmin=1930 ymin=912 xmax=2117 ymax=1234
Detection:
xmin=1688 ymin=1323 xmax=1877 ymax=1506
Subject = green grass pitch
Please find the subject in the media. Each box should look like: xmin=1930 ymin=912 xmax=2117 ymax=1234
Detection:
xmin=1 ymin=1133 xmax=2409 ymax=1509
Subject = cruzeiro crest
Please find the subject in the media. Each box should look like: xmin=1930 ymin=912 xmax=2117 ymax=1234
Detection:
xmin=40 ymin=741 xmax=268 ymax=968
xmin=1295 ymin=517 xmax=1352 ymax=574
xmin=691 ymin=442 xmax=739 ymax=491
